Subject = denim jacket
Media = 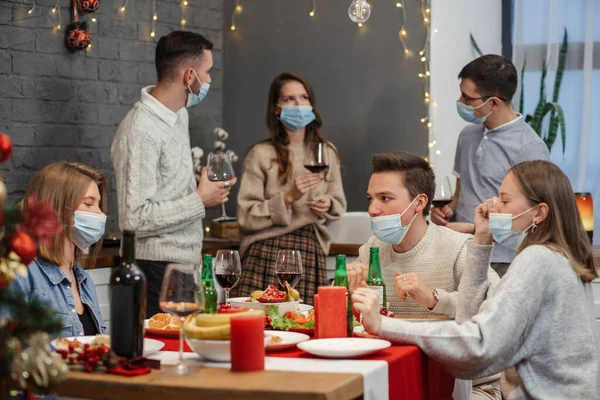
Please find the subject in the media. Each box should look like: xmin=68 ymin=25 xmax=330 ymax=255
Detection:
xmin=9 ymin=257 xmax=107 ymax=338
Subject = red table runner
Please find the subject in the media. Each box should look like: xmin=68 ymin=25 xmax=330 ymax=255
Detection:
xmin=147 ymin=334 xmax=454 ymax=400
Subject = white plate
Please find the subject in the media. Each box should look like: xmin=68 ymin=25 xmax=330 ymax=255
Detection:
xmin=297 ymin=338 xmax=391 ymax=358
xmin=264 ymin=331 xmax=310 ymax=351
xmin=228 ymin=297 xmax=301 ymax=315
xmin=185 ymin=335 xmax=271 ymax=362
xmin=51 ymin=336 xmax=165 ymax=358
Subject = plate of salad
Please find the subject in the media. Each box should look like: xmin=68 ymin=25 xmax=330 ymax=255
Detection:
xmin=266 ymin=305 xmax=315 ymax=335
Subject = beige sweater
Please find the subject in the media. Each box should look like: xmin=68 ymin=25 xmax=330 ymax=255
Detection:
xmin=357 ymin=223 xmax=500 ymax=317
xmin=237 ymin=142 xmax=347 ymax=257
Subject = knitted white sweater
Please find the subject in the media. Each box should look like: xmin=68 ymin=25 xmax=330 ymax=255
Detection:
xmin=357 ymin=223 xmax=499 ymax=317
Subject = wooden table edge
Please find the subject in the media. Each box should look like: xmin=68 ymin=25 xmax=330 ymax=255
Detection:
xmin=55 ymin=367 xmax=364 ymax=400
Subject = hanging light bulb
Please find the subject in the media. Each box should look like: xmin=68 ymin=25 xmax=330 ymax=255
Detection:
xmin=348 ymin=0 xmax=371 ymax=23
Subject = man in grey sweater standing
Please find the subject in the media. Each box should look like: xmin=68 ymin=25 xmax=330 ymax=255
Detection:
xmin=111 ymin=31 xmax=236 ymax=317
xmin=431 ymin=55 xmax=550 ymax=277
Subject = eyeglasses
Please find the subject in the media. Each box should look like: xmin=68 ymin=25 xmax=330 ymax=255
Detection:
xmin=461 ymin=93 xmax=507 ymax=103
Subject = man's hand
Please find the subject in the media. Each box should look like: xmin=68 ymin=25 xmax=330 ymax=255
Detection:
xmin=430 ymin=206 xmax=454 ymax=226
xmin=347 ymin=262 xmax=369 ymax=292
xmin=394 ymin=272 xmax=437 ymax=309
xmin=197 ymin=167 xmax=237 ymax=207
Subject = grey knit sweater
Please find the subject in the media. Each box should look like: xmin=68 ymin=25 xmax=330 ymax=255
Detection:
xmin=111 ymin=86 xmax=205 ymax=264
xmin=379 ymin=243 xmax=600 ymax=399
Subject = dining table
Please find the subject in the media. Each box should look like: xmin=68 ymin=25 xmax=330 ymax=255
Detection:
xmin=52 ymin=315 xmax=455 ymax=400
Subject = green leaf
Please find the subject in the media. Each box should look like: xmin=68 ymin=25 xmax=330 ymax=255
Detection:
xmin=519 ymin=55 xmax=527 ymax=115
xmin=530 ymin=61 xmax=548 ymax=135
xmin=265 ymin=305 xmax=313 ymax=331
xmin=545 ymin=103 xmax=566 ymax=154
xmin=552 ymin=28 xmax=568 ymax=103
xmin=469 ymin=32 xmax=483 ymax=57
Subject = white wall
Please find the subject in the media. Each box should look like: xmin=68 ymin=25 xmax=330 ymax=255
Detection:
xmin=429 ymin=0 xmax=503 ymax=180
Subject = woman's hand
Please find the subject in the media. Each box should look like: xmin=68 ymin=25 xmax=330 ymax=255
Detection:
xmin=351 ymin=287 xmax=382 ymax=336
xmin=284 ymin=173 xmax=322 ymax=205
xmin=474 ymin=197 xmax=497 ymax=245
xmin=310 ymin=195 xmax=331 ymax=216
xmin=394 ymin=272 xmax=437 ymax=309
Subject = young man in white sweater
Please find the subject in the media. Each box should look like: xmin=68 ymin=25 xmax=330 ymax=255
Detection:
xmin=348 ymin=152 xmax=500 ymax=399
xmin=111 ymin=31 xmax=236 ymax=317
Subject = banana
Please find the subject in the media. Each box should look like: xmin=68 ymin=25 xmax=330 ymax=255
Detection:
xmin=184 ymin=322 xmax=230 ymax=340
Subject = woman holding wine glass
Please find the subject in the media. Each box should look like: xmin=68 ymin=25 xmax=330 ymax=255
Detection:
xmin=233 ymin=72 xmax=347 ymax=305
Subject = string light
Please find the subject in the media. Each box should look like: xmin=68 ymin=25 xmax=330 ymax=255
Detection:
xmin=183 ymin=0 xmax=188 ymax=5
xmin=396 ymin=0 xmax=410 ymax=56
xmin=52 ymin=0 xmax=61 ymax=31
xmin=230 ymin=0 xmax=239 ymax=31
xmin=119 ymin=0 xmax=128 ymax=13
xmin=181 ymin=18 xmax=186 ymax=25
xmin=420 ymin=117 xmax=428 ymax=123
xmin=28 ymin=0 xmax=36 ymax=14
xmin=357 ymin=22 xmax=363 ymax=27
xmin=180 ymin=0 xmax=188 ymax=27
xmin=309 ymin=0 xmax=316 ymax=16
xmin=91 ymin=17 xmax=97 ymax=22
xmin=150 ymin=0 xmax=157 ymax=38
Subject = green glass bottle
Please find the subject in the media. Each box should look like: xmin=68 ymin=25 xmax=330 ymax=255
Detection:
xmin=202 ymin=254 xmax=218 ymax=314
xmin=366 ymin=247 xmax=386 ymax=310
xmin=333 ymin=254 xmax=354 ymax=337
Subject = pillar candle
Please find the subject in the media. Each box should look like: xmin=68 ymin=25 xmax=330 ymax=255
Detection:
xmin=316 ymin=286 xmax=347 ymax=338
xmin=230 ymin=314 xmax=265 ymax=372
xmin=313 ymin=294 xmax=319 ymax=339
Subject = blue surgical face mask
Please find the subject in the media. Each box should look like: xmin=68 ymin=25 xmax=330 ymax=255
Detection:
xmin=456 ymin=98 xmax=492 ymax=124
xmin=370 ymin=197 xmax=419 ymax=245
xmin=72 ymin=210 xmax=107 ymax=251
xmin=186 ymin=71 xmax=210 ymax=108
xmin=277 ymin=105 xmax=316 ymax=131
xmin=488 ymin=206 xmax=537 ymax=251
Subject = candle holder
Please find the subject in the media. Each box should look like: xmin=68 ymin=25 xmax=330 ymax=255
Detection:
xmin=574 ymin=193 xmax=594 ymax=244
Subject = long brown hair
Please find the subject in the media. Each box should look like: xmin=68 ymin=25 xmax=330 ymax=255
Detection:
xmin=264 ymin=72 xmax=335 ymax=185
xmin=511 ymin=160 xmax=597 ymax=282
xmin=23 ymin=162 xmax=107 ymax=267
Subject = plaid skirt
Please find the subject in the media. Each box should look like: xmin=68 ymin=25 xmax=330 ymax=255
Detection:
xmin=231 ymin=225 xmax=327 ymax=305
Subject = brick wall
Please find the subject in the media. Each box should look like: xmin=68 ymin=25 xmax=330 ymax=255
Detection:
xmin=0 ymin=0 xmax=224 ymax=235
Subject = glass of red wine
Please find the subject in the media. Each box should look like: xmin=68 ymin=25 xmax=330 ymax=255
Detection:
xmin=207 ymin=152 xmax=235 ymax=221
xmin=432 ymin=176 xmax=453 ymax=209
xmin=275 ymin=250 xmax=303 ymax=290
xmin=214 ymin=249 xmax=242 ymax=306
xmin=159 ymin=264 xmax=204 ymax=375
xmin=303 ymin=141 xmax=329 ymax=203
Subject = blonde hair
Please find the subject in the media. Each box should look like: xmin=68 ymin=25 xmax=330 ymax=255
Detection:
xmin=23 ymin=162 xmax=107 ymax=267
xmin=511 ymin=161 xmax=598 ymax=283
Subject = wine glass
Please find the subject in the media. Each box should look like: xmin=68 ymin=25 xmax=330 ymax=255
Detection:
xmin=214 ymin=250 xmax=242 ymax=305
xmin=207 ymin=152 xmax=235 ymax=221
xmin=159 ymin=264 xmax=204 ymax=375
xmin=433 ymin=176 xmax=453 ymax=209
xmin=303 ymin=141 xmax=329 ymax=203
xmin=275 ymin=250 xmax=303 ymax=290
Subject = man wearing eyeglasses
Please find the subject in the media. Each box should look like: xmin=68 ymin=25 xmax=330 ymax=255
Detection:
xmin=430 ymin=55 xmax=550 ymax=278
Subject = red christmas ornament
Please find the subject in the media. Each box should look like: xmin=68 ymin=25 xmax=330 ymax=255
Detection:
xmin=66 ymin=22 xmax=91 ymax=51
xmin=77 ymin=0 xmax=100 ymax=12
xmin=0 ymin=133 xmax=13 ymax=162
xmin=8 ymin=232 xmax=37 ymax=265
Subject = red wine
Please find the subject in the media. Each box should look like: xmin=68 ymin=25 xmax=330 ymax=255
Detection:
xmin=160 ymin=301 xmax=202 ymax=318
xmin=432 ymin=199 xmax=452 ymax=208
xmin=110 ymin=231 xmax=147 ymax=359
xmin=215 ymin=273 xmax=240 ymax=289
xmin=304 ymin=164 xmax=329 ymax=174
xmin=276 ymin=272 xmax=302 ymax=288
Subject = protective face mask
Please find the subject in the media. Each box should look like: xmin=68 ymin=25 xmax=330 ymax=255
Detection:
xmin=277 ymin=105 xmax=316 ymax=131
xmin=370 ymin=197 xmax=419 ymax=244
xmin=72 ymin=210 xmax=107 ymax=251
xmin=488 ymin=206 xmax=537 ymax=251
xmin=186 ymin=71 xmax=210 ymax=107
xmin=456 ymin=98 xmax=493 ymax=124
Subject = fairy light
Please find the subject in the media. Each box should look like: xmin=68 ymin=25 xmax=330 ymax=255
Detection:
xmin=52 ymin=0 xmax=61 ymax=32
xmin=230 ymin=0 xmax=239 ymax=31
xmin=420 ymin=117 xmax=428 ymax=123
xmin=357 ymin=22 xmax=363 ymax=28
xmin=28 ymin=0 xmax=36 ymax=15
xmin=180 ymin=0 xmax=188 ymax=27
xmin=183 ymin=0 xmax=188 ymax=5
xmin=309 ymin=0 xmax=316 ymax=17
xmin=396 ymin=0 xmax=410 ymax=56
xmin=150 ymin=0 xmax=157 ymax=38
xmin=91 ymin=17 xmax=97 ymax=22
xmin=119 ymin=0 xmax=128 ymax=13
xmin=181 ymin=18 xmax=186 ymax=25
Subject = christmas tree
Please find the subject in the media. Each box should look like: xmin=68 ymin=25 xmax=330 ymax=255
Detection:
xmin=0 ymin=132 xmax=68 ymax=398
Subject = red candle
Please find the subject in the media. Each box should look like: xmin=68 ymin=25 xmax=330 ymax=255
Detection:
xmin=317 ymin=286 xmax=347 ymax=338
xmin=313 ymin=294 xmax=319 ymax=339
xmin=230 ymin=314 xmax=265 ymax=372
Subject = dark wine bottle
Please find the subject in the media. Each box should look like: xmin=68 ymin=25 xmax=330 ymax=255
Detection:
xmin=110 ymin=230 xmax=147 ymax=359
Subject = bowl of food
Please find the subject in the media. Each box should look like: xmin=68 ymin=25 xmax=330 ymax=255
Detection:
xmin=184 ymin=308 xmax=267 ymax=362
xmin=144 ymin=313 xmax=181 ymax=337
xmin=229 ymin=284 xmax=302 ymax=316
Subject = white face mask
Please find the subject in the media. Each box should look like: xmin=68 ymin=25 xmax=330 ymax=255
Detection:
xmin=370 ymin=197 xmax=419 ymax=244
xmin=488 ymin=205 xmax=537 ymax=251
xmin=72 ymin=210 xmax=107 ymax=251
xmin=186 ymin=71 xmax=210 ymax=107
